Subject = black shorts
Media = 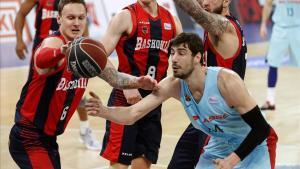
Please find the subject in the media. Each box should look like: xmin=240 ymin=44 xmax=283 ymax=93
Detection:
xmin=9 ymin=123 xmax=60 ymax=169
xmin=101 ymin=89 xmax=162 ymax=165
xmin=168 ymin=123 xmax=209 ymax=169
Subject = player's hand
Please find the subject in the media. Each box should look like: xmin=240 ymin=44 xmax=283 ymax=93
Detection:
xmin=213 ymin=158 xmax=234 ymax=169
xmin=260 ymin=23 xmax=268 ymax=39
xmin=16 ymin=40 xmax=28 ymax=60
xmin=213 ymin=153 xmax=240 ymax=169
xmin=136 ymin=75 xmax=158 ymax=90
xmin=85 ymin=91 xmax=105 ymax=117
xmin=123 ymin=89 xmax=142 ymax=104
xmin=61 ymin=41 xmax=71 ymax=55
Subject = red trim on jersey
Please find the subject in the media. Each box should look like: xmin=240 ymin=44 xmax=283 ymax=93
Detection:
xmin=101 ymin=122 xmax=125 ymax=162
xmin=267 ymin=128 xmax=278 ymax=169
xmin=205 ymin=17 xmax=243 ymax=69
xmin=122 ymin=4 xmax=137 ymax=39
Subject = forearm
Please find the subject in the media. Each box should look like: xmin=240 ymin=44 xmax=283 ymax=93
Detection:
xmin=36 ymin=47 xmax=65 ymax=68
xmin=234 ymin=105 xmax=270 ymax=160
xmin=174 ymin=0 xmax=229 ymax=36
xmin=261 ymin=0 xmax=273 ymax=25
xmin=99 ymin=62 xmax=140 ymax=89
xmin=102 ymin=106 xmax=135 ymax=125
xmin=15 ymin=13 xmax=25 ymax=42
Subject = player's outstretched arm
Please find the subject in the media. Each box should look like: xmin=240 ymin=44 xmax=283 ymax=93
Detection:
xmin=215 ymin=69 xmax=271 ymax=167
xmin=173 ymin=0 xmax=232 ymax=37
xmin=98 ymin=60 xmax=158 ymax=90
xmin=86 ymin=77 xmax=180 ymax=125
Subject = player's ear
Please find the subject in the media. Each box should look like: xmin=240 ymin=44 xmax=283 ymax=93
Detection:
xmin=223 ymin=0 xmax=230 ymax=8
xmin=57 ymin=15 xmax=62 ymax=25
xmin=195 ymin=52 xmax=202 ymax=64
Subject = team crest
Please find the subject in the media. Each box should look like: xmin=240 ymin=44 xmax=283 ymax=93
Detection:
xmin=185 ymin=94 xmax=191 ymax=102
xmin=142 ymin=26 xmax=148 ymax=34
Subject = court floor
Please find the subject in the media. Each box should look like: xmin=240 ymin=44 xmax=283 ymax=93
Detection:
xmin=1 ymin=60 xmax=300 ymax=168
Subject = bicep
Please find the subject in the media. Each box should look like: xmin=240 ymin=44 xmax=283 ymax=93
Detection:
xmin=101 ymin=10 xmax=132 ymax=56
xmin=219 ymin=71 xmax=257 ymax=114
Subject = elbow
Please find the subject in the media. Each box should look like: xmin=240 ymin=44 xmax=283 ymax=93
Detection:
xmin=123 ymin=110 xmax=140 ymax=125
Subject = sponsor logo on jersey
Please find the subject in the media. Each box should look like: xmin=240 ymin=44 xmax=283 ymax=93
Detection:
xmin=203 ymin=113 xmax=229 ymax=123
xmin=138 ymin=21 xmax=150 ymax=25
xmin=42 ymin=9 xmax=58 ymax=20
xmin=164 ymin=23 xmax=171 ymax=30
xmin=208 ymin=96 xmax=218 ymax=104
xmin=56 ymin=78 xmax=88 ymax=91
xmin=135 ymin=37 xmax=170 ymax=53
xmin=192 ymin=115 xmax=199 ymax=120
xmin=121 ymin=152 xmax=133 ymax=157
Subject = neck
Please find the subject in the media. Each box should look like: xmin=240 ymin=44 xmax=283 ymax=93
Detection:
xmin=185 ymin=66 xmax=206 ymax=94
xmin=138 ymin=0 xmax=158 ymax=17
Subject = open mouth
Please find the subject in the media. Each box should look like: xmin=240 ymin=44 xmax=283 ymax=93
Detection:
xmin=172 ymin=66 xmax=180 ymax=71
xmin=71 ymin=29 xmax=80 ymax=34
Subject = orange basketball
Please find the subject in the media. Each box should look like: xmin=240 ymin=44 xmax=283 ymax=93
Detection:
xmin=67 ymin=37 xmax=107 ymax=78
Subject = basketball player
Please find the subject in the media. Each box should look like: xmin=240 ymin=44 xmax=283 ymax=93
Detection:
xmin=86 ymin=32 xmax=278 ymax=169
xmin=168 ymin=0 xmax=247 ymax=168
xmin=260 ymin=0 xmax=300 ymax=110
xmin=14 ymin=0 xmax=101 ymax=150
xmin=98 ymin=0 xmax=182 ymax=168
xmin=170 ymin=1 xmax=277 ymax=168
xmin=9 ymin=1 xmax=158 ymax=168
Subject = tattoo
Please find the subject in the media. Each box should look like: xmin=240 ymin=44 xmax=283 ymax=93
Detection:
xmin=99 ymin=66 xmax=138 ymax=89
xmin=174 ymin=0 xmax=230 ymax=37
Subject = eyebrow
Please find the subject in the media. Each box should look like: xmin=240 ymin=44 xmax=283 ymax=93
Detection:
xmin=177 ymin=48 xmax=188 ymax=52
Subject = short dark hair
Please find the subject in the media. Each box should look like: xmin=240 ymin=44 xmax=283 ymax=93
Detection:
xmin=170 ymin=32 xmax=204 ymax=56
xmin=58 ymin=0 xmax=87 ymax=15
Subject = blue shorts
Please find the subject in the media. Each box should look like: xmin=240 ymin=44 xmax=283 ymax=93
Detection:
xmin=267 ymin=25 xmax=300 ymax=67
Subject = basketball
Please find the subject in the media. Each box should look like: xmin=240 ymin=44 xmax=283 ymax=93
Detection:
xmin=66 ymin=37 xmax=107 ymax=78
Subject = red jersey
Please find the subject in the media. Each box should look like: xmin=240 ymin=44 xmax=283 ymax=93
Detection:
xmin=116 ymin=2 xmax=176 ymax=82
xmin=15 ymin=32 xmax=88 ymax=136
xmin=33 ymin=0 xmax=60 ymax=49
xmin=204 ymin=15 xmax=247 ymax=79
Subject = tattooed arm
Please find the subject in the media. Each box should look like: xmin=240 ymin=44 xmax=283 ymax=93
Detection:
xmin=174 ymin=0 xmax=231 ymax=37
xmin=98 ymin=60 xmax=158 ymax=90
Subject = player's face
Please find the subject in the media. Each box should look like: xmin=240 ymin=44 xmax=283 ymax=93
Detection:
xmin=58 ymin=3 xmax=87 ymax=41
xmin=202 ymin=0 xmax=224 ymax=14
xmin=171 ymin=44 xmax=195 ymax=79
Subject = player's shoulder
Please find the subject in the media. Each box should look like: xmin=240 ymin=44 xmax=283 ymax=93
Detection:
xmin=41 ymin=36 xmax=64 ymax=48
xmin=110 ymin=9 xmax=132 ymax=25
xmin=161 ymin=76 xmax=179 ymax=84
xmin=218 ymin=68 xmax=243 ymax=90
